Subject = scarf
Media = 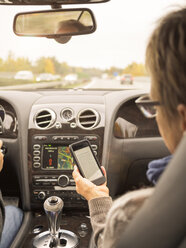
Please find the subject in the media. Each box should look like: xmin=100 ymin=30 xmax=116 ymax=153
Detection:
xmin=146 ymin=155 xmax=172 ymax=185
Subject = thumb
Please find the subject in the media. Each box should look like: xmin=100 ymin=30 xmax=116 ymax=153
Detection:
xmin=73 ymin=165 xmax=83 ymax=181
xmin=0 ymin=140 xmax=3 ymax=149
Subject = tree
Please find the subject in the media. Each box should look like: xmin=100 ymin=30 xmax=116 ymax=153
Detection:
xmin=49 ymin=57 xmax=63 ymax=75
xmin=45 ymin=58 xmax=55 ymax=74
xmin=0 ymin=51 xmax=32 ymax=72
xmin=3 ymin=51 xmax=16 ymax=72
xmin=123 ymin=62 xmax=147 ymax=76
xmin=0 ymin=58 xmax=4 ymax=72
xmin=34 ymin=57 xmax=55 ymax=74
xmin=15 ymin=57 xmax=32 ymax=71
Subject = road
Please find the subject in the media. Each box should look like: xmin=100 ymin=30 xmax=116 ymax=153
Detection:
xmin=0 ymin=76 xmax=151 ymax=90
xmin=83 ymin=77 xmax=151 ymax=90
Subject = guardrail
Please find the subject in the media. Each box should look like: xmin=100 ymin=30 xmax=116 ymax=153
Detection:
xmin=0 ymin=81 xmax=67 ymax=90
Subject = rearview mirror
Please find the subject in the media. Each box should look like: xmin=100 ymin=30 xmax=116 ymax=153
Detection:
xmin=2 ymin=0 xmax=110 ymax=5
xmin=13 ymin=8 xmax=96 ymax=37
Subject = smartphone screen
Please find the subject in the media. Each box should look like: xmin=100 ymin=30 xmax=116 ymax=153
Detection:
xmin=69 ymin=140 xmax=106 ymax=185
xmin=74 ymin=146 xmax=103 ymax=181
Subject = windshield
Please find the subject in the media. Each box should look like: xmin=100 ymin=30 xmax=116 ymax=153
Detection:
xmin=0 ymin=0 xmax=184 ymax=90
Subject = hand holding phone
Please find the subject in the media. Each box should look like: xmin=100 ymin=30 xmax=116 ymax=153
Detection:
xmin=72 ymin=165 xmax=109 ymax=201
xmin=69 ymin=139 xmax=106 ymax=185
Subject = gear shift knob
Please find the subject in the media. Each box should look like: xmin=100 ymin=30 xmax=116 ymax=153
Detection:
xmin=33 ymin=196 xmax=79 ymax=248
xmin=44 ymin=196 xmax=64 ymax=246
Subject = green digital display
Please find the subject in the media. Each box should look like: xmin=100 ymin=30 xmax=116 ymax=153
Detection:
xmin=58 ymin=146 xmax=74 ymax=170
xmin=42 ymin=145 xmax=74 ymax=170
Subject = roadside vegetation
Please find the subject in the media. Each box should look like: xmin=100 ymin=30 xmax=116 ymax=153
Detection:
xmin=0 ymin=51 xmax=148 ymax=87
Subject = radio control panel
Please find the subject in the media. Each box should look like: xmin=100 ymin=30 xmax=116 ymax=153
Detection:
xmin=29 ymin=134 xmax=101 ymax=210
xmin=33 ymin=175 xmax=75 ymax=187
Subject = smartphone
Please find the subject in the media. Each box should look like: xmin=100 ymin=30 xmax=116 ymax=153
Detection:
xmin=69 ymin=139 xmax=106 ymax=185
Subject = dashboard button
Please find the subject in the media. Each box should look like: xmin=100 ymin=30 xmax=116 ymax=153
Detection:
xmin=34 ymin=136 xmax=47 ymax=141
xmin=84 ymin=136 xmax=98 ymax=141
xmin=50 ymin=181 xmax=58 ymax=186
xmin=33 ymin=156 xmax=40 ymax=162
xmin=70 ymin=122 xmax=77 ymax=128
xmin=70 ymin=179 xmax=76 ymax=186
xmin=33 ymin=162 xmax=41 ymax=168
xmin=42 ymin=182 xmax=50 ymax=186
xmin=33 ymin=175 xmax=42 ymax=180
xmin=91 ymin=145 xmax=98 ymax=150
xmin=38 ymin=191 xmax=46 ymax=200
xmin=33 ymin=150 xmax=40 ymax=156
xmin=51 ymin=176 xmax=58 ymax=179
xmin=33 ymin=144 xmax=41 ymax=150
xmin=34 ymin=182 xmax=41 ymax=186
xmin=80 ymin=223 xmax=88 ymax=231
xmin=55 ymin=122 xmax=62 ymax=129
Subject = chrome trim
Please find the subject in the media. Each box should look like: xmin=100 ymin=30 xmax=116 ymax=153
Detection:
xmin=34 ymin=108 xmax=56 ymax=129
xmin=77 ymin=108 xmax=100 ymax=130
xmin=58 ymin=175 xmax=70 ymax=187
xmin=60 ymin=107 xmax=74 ymax=121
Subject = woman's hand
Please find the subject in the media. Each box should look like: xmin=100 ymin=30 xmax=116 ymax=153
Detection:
xmin=72 ymin=165 xmax=109 ymax=201
xmin=0 ymin=140 xmax=4 ymax=172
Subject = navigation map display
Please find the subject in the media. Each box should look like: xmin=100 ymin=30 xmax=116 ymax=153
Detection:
xmin=42 ymin=144 xmax=74 ymax=170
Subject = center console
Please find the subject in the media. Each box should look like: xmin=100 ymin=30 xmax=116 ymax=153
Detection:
xmin=29 ymin=133 xmax=101 ymax=210
xmin=26 ymin=101 xmax=105 ymax=247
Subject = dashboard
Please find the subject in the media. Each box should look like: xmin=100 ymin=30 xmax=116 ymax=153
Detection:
xmin=0 ymin=90 xmax=167 ymax=203
xmin=28 ymin=98 xmax=105 ymax=210
xmin=0 ymin=89 xmax=169 ymax=247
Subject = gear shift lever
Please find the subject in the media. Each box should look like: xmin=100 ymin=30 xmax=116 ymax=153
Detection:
xmin=44 ymin=196 xmax=63 ymax=247
xmin=33 ymin=196 xmax=79 ymax=248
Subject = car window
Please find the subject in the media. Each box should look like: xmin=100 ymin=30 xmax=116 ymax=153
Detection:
xmin=0 ymin=0 xmax=184 ymax=90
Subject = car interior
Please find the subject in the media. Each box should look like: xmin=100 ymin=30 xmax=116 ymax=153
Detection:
xmin=0 ymin=0 xmax=183 ymax=247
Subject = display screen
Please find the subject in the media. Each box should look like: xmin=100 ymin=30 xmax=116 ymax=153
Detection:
xmin=42 ymin=144 xmax=74 ymax=170
xmin=74 ymin=146 xmax=102 ymax=181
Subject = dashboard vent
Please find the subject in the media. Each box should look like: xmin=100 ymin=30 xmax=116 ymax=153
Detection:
xmin=34 ymin=109 xmax=56 ymax=129
xmin=77 ymin=109 xmax=100 ymax=129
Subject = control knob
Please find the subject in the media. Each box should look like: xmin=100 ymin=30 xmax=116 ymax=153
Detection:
xmin=58 ymin=175 xmax=69 ymax=187
xmin=38 ymin=191 xmax=46 ymax=200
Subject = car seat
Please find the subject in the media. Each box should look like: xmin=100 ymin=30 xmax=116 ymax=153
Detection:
xmin=116 ymin=133 xmax=186 ymax=248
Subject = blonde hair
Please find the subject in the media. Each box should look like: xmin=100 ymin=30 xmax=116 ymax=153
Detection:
xmin=146 ymin=7 xmax=186 ymax=119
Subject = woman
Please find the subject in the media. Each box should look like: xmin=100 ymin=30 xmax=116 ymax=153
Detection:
xmin=73 ymin=7 xmax=186 ymax=248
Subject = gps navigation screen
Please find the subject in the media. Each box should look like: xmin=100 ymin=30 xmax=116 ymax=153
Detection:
xmin=42 ymin=144 xmax=74 ymax=170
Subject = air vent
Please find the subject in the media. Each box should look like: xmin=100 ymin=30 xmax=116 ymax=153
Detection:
xmin=34 ymin=109 xmax=56 ymax=129
xmin=77 ymin=109 xmax=100 ymax=129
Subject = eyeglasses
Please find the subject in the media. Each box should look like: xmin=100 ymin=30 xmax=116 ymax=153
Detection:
xmin=135 ymin=95 xmax=161 ymax=118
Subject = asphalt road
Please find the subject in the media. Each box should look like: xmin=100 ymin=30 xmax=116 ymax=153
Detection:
xmin=83 ymin=77 xmax=151 ymax=90
xmin=0 ymin=76 xmax=151 ymax=90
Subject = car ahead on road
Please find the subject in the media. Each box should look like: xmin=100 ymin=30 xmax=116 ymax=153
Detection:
xmin=64 ymin=74 xmax=78 ymax=84
xmin=0 ymin=0 xmax=184 ymax=248
xmin=14 ymin=70 xmax=34 ymax=81
xmin=120 ymin=74 xmax=133 ymax=85
xmin=36 ymin=73 xmax=61 ymax=82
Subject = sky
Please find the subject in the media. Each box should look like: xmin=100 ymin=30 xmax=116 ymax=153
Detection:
xmin=0 ymin=0 xmax=185 ymax=69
